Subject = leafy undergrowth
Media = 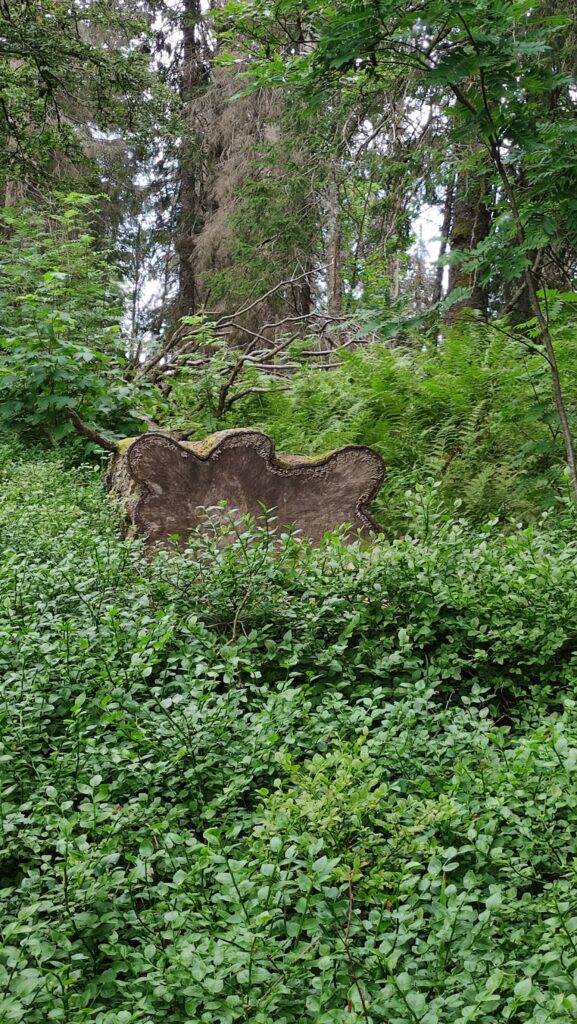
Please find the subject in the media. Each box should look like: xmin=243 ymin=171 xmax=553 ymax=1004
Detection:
xmin=3 ymin=442 xmax=577 ymax=1023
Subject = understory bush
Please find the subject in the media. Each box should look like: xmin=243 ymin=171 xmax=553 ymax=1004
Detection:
xmin=3 ymin=442 xmax=577 ymax=1022
xmin=0 ymin=197 xmax=133 ymax=445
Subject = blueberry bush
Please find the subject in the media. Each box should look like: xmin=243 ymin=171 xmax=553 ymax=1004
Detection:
xmin=2 ymin=441 xmax=577 ymax=1022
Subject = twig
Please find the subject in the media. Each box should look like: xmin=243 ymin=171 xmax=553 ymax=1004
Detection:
xmin=224 ymin=321 xmax=276 ymax=348
xmin=260 ymin=312 xmax=349 ymax=331
xmin=302 ymin=337 xmax=358 ymax=356
xmin=67 ymin=410 xmax=118 ymax=452
xmin=217 ymin=265 xmax=325 ymax=325
xmin=244 ymin=332 xmax=301 ymax=363
xmin=226 ymin=385 xmax=290 ymax=407
xmin=342 ymin=868 xmax=370 ymax=1024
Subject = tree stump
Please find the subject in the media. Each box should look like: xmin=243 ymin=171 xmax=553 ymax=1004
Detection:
xmin=106 ymin=429 xmax=384 ymax=547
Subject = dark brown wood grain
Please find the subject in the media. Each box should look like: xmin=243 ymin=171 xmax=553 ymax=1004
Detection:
xmin=106 ymin=429 xmax=385 ymax=547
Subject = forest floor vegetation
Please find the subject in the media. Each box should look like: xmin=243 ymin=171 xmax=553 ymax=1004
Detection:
xmin=3 ymin=440 xmax=577 ymax=1022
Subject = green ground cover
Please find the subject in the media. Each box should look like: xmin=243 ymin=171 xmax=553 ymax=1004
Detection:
xmin=2 ymin=442 xmax=577 ymax=1023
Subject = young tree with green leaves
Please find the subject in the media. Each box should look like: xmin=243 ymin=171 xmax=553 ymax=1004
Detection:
xmin=0 ymin=196 xmax=133 ymax=444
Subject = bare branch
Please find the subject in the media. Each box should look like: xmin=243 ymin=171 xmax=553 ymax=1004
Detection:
xmin=244 ymin=333 xmax=301 ymax=363
xmin=216 ymin=265 xmax=326 ymax=325
xmin=226 ymin=385 xmax=290 ymax=407
xmin=302 ymin=337 xmax=358 ymax=356
xmin=67 ymin=410 xmax=118 ymax=452
xmin=260 ymin=312 xmax=349 ymax=332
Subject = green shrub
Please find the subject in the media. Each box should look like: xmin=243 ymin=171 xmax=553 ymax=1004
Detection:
xmin=2 ymin=443 xmax=577 ymax=1021
xmin=0 ymin=196 xmax=132 ymax=445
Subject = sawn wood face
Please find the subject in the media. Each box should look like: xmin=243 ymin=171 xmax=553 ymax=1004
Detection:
xmin=117 ymin=429 xmax=385 ymax=546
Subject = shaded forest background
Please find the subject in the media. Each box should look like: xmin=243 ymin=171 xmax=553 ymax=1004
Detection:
xmin=4 ymin=0 xmax=577 ymax=526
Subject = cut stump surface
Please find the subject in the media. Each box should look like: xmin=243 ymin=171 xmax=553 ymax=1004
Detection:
xmin=106 ymin=429 xmax=385 ymax=547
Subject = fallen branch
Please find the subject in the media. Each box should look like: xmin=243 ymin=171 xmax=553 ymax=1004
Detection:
xmin=226 ymin=385 xmax=290 ymax=408
xmin=219 ymin=265 xmax=325 ymax=324
xmin=67 ymin=410 xmax=118 ymax=452
xmin=302 ymin=337 xmax=358 ymax=356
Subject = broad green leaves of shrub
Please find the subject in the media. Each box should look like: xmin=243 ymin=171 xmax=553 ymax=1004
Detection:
xmin=0 ymin=196 xmax=132 ymax=444
xmin=2 ymin=443 xmax=577 ymax=1021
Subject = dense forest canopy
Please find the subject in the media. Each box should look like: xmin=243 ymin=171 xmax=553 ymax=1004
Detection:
xmin=4 ymin=2 xmax=577 ymax=1022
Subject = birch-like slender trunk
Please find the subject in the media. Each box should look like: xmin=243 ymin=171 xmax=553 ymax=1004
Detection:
xmin=326 ymin=159 xmax=344 ymax=317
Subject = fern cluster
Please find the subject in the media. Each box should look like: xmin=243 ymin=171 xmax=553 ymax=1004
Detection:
xmin=216 ymin=323 xmax=577 ymax=531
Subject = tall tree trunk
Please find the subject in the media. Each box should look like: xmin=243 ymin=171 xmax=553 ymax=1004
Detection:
xmin=502 ymin=273 xmax=533 ymax=324
xmin=3 ymin=179 xmax=27 ymax=206
xmin=413 ymin=230 xmax=430 ymax=313
xmin=446 ymin=162 xmax=491 ymax=322
xmin=431 ymin=177 xmax=455 ymax=306
xmin=326 ymin=159 xmax=343 ymax=317
xmin=175 ymin=0 xmax=210 ymax=320
xmin=291 ymin=264 xmax=312 ymax=316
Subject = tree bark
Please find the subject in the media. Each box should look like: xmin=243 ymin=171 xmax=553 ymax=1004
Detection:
xmin=446 ymin=161 xmax=491 ymax=322
xmin=175 ymin=0 xmax=210 ymax=320
xmin=326 ymin=159 xmax=344 ymax=317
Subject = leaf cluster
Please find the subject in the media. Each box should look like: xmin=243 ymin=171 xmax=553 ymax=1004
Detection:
xmin=0 ymin=196 xmax=134 ymax=442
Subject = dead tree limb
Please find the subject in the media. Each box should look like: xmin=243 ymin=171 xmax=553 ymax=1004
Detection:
xmin=220 ymin=265 xmax=325 ymax=324
xmin=67 ymin=410 xmax=119 ymax=452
